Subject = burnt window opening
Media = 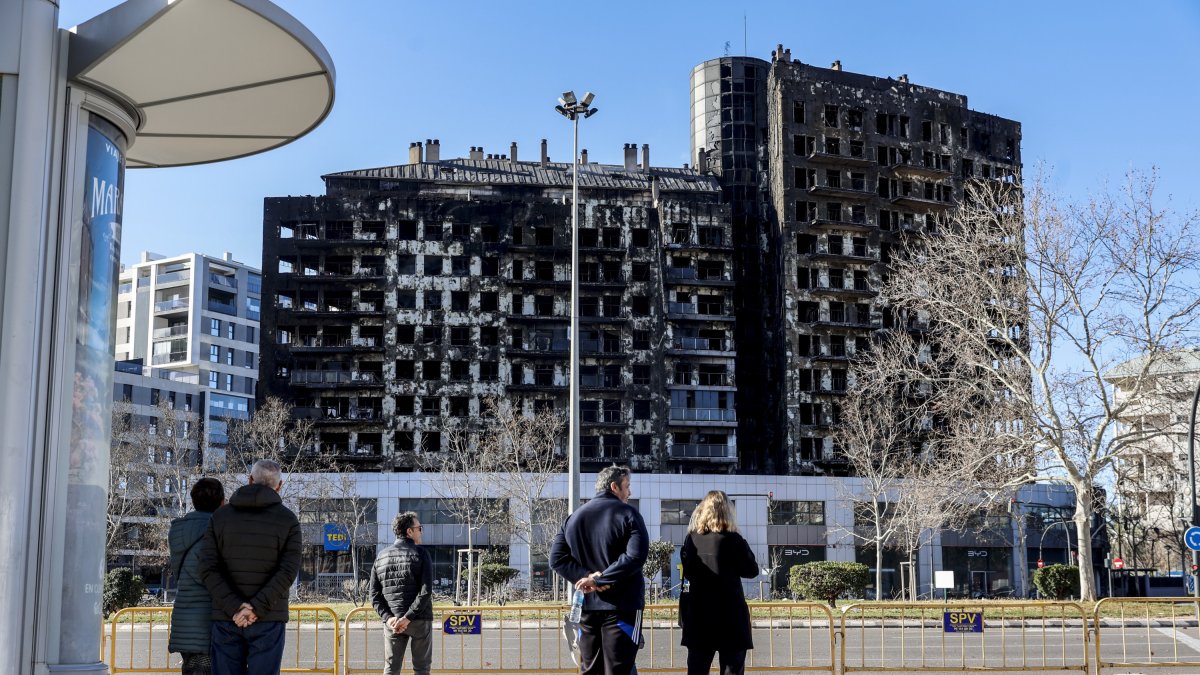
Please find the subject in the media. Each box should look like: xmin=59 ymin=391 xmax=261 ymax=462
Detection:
xmin=424 ymin=223 xmax=443 ymax=241
xmin=850 ymin=204 xmax=866 ymax=224
xmin=793 ymin=135 xmax=815 ymax=156
xmin=830 ymin=335 xmax=846 ymax=357
xmin=422 ymin=360 xmax=442 ymax=380
xmin=451 ymin=222 xmax=471 ymax=241
xmin=449 ymin=396 xmax=469 ymax=416
xmin=828 ymin=235 xmax=844 ymax=256
xmin=580 ymin=296 xmax=599 ymax=317
xmin=847 ymin=109 xmax=863 ymax=131
xmin=796 ymin=335 xmax=813 ymax=356
xmin=792 ymin=101 xmax=805 ymax=124
xmin=797 ymin=234 xmax=817 ymax=255
xmin=421 ymin=397 xmax=440 ymax=416
xmin=424 ymin=256 xmax=443 ymax=275
xmin=854 ymin=270 xmax=870 ymax=291
xmin=420 ymin=431 xmax=441 ymax=453
xmin=396 ymin=290 xmax=416 ymax=310
xmin=510 ymin=293 xmax=525 ymax=315
xmin=396 ymin=325 xmax=416 ymax=344
xmin=939 ymin=123 xmax=951 ymax=144
xmin=479 ymin=361 xmax=499 ymax=382
xmin=535 ymin=260 xmax=554 ymax=281
xmin=829 ymin=302 xmax=846 ymax=323
xmin=828 ymin=268 xmax=844 ymax=289
xmin=852 ymin=237 xmax=867 ymax=257
xmin=823 ymin=104 xmax=839 ymax=128
xmin=797 ymin=301 xmax=819 ymax=322
xmin=479 ymin=292 xmax=498 ymax=312
xmin=534 ymin=295 xmax=554 ymax=316
xmin=450 ymin=291 xmax=469 ymax=311
xmin=631 ymin=296 xmax=650 ymax=317
xmin=825 ymin=169 xmax=841 ymax=189
xmin=397 ymin=220 xmax=417 ymax=241
xmin=450 ymin=327 xmax=470 ymax=346
xmin=510 ymin=362 xmax=525 ymax=384
xmin=481 ymin=257 xmax=498 ymax=277
xmin=535 ymin=227 xmax=554 ymax=246
xmin=632 ymin=330 xmax=650 ymax=350
xmin=482 ymin=225 xmax=500 ymax=243
xmin=452 ymin=256 xmax=470 ymax=276
xmin=632 ymin=365 xmax=651 ymax=385
xmin=631 ymin=262 xmax=650 ymax=281
xmin=825 ymin=202 xmax=842 ymax=222
xmin=824 ymin=137 xmax=840 ymax=155
xmin=396 ymin=395 xmax=414 ymax=416
xmin=450 ymin=361 xmax=469 ymax=382
xmin=601 ymin=228 xmax=621 ymax=248
xmin=855 ymin=303 xmax=871 ymax=325
xmin=479 ymin=327 xmax=498 ymax=346
xmin=423 ymin=291 xmax=443 ymax=310
xmin=849 ymin=140 xmax=865 ymax=159
xmin=423 ymin=326 xmax=442 ymax=344
xmin=921 ymin=120 xmax=933 ymax=142
xmin=631 ymin=229 xmax=650 ymax=247
xmin=899 ymin=116 xmax=910 ymax=138
xmin=395 ymin=360 xmax=415 ymax=379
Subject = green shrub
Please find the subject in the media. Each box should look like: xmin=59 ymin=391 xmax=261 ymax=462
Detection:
xmin=1033 ymin=564 xmax=1080 ymax=599
xmin=789 ymin=561 xmax=869 ymax=606
xmin=646 ymin=540 xmax=675 ymax=583
xmin=478 ymin=563 xmax=519 ymax=589
xmin=103 ymin=568 xmax=146 ymax=617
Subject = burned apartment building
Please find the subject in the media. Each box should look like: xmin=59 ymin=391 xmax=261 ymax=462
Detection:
xmin=261 ymin=140 xmax=739 ymax=472
xmin=691 ymin=46 xmax=1022 ymax=474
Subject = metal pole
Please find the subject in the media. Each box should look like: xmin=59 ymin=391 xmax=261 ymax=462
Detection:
xmin=567 ymin=112 xmax=581 ymax=515
xmin=1187 ymin=378 xmax=1200 ymax=601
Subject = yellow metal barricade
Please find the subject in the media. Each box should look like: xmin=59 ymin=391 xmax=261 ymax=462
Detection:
xmin=343 ymin=604 xmax=578 ymax=674
xmin=108 ymin=606 xmax=175 ymax=674
xmin=106 ymin=605 xmax=338 ymax=675
xmin=1093 ymin=597 xmax=1200 ymax=673
xmin=285 ymin=604 xmax=340 ymax=674
xmin=839 ymin=601 xmax=1090 ymax=673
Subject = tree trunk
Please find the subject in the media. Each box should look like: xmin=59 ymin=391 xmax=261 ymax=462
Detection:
xmin=466 ymin=525 xmax=475 ymax=606
xmin=1073 ymin=488 xmax=1097 ymax=601
xmin=875 ymin=534 xmax=884 ymax=600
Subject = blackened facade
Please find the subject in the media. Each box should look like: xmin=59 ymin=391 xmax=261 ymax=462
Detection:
xmin=261 ymin=144 xmax=738 ymax=472
xmin=262 ymin=45 xmax=1021 ymax=478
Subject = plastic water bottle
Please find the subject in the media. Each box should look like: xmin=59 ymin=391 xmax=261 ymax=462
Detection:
xmin=568 ymin=588 xmax=585 ymax=623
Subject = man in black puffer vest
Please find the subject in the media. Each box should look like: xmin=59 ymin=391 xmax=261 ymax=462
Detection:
xmin=551 ymin=465 xmax=649 ymax=675
xmin=369 ymin=511 xmax=433 ymax=675
xmin=198 ymin=459 xmax=301 ymax=675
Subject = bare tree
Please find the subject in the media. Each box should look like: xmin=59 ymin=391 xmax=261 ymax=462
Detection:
xmin=296 ymin=469 xmax=378 ymax=604
xmin=425 ymin=418 xmax=509 ymax=606
xmin=222 ymin=396 xmax=317 ymax=506
xmin=106 ymin=399 xmax=203 ymax=574
xmin=880 ymin=172 xmax=1200 ymax=600
xmin=473 ymin=398 xmax=566 ymax=593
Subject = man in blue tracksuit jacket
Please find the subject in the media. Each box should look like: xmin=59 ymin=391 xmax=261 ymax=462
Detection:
xmin=550 ymin=465 xmax=649 ymax=675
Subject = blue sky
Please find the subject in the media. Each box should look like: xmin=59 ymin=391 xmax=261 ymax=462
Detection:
xmin=59 ymin=1 xmax=1200 ymax=268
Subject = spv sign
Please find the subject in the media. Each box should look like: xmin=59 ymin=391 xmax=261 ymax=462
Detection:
xmin=943 ymin=611 xmax=983 ymax=633
xmin=443 ymin=613 xmax=482 ymax=635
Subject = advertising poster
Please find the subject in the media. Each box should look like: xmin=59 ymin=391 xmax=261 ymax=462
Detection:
xmin=59 ymin=114 xmax=125 ymax=662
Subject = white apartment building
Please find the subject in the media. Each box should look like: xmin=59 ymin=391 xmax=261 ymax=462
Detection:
xmin=116 ymin=251 xmax=263 ymax=459
xmin=1109 ymin=349 xmax=1200 ymax=567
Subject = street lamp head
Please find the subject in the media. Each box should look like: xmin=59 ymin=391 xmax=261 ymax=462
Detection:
xmin=560 ymin=91 xmax=577 ymax=106
xmin=555 ymin=105 xmax=572 ymax=119
xmin=580 ymin=92 xmax=595 ymax=107
xmin=583 ymin=107 xmax=598 ymax=119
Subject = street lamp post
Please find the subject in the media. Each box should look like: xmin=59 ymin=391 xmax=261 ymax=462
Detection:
xmin=555 ymin=91 xmax=597 ymax=515
xmin=1186 ymin=378 xmax=1200 ymax=600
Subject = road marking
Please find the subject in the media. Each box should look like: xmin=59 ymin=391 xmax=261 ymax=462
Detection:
xmin=1154 ymin=626 xmax=1200 ymax=654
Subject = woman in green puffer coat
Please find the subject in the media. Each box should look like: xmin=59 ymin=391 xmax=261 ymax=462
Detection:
xmin=167 ymin=478 xmax=225 ymax=675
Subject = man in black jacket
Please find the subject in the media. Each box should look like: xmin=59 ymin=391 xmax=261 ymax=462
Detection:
xmin=550 ymin=465 xmax=649 ymax=675
xmin=198 ymin=459 xmax=301 ymax=675
xmin=369 ymin=511 xmax=433 ymax=675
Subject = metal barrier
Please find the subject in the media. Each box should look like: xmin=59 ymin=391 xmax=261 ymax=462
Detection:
xmin=345 ymin=602 xmax=834 ymax=675
xmin=107 ymin=607 xmax=175 ymax=674
xmin=1093 ymin=597 xmax=1200 ymax=673
xmin=343 ymin=604 xmax=577 ymax=674
xmin=106 ymin=605 xmax=338 ymax=675
xmin=839 ymin=601 xmax=1091 ymax=673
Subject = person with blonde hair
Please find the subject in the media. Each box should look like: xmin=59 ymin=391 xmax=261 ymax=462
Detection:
xmin=679 ymin=490 xmax=758 ymax=675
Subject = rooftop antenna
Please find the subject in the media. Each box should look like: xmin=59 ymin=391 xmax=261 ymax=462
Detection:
xmin=744 ymin=13 xmax=747 ymax=56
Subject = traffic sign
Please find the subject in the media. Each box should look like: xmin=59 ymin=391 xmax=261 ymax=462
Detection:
xmin=1186 ymin=527 xmax=1200 ymax=552
xmin=1112 ymin=557 xmax=1125 ymax=570
xmin=1036 ymin=559 xmax=1044 ymax=569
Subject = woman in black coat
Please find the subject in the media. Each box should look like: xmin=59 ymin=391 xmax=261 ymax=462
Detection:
xmin=680 ymin=490 xmax=759 ymax=675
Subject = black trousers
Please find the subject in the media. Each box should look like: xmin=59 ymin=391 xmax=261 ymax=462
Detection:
xmin=579 ymin=610 xmax=642 ymax=675
xmin=686 ymin=647 xmax=747 ymax=675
